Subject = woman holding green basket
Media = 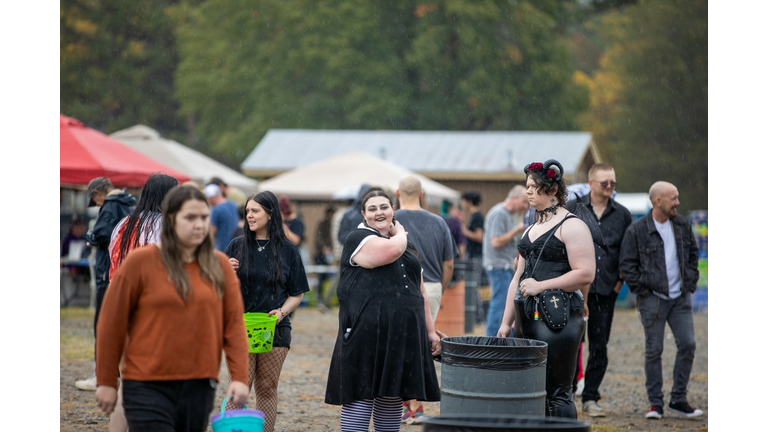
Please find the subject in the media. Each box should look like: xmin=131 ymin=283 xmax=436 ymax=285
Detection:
xmin=224 ymin=191 xmax=310 ymax=432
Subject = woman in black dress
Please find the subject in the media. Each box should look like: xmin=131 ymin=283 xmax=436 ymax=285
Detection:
xmin=498 ymin=160 xmax=596 ymax=418
xmin=224 ymin=191 xmax=310 ymax=432
xmin=325 ymin=189 xmax=441 ymax=432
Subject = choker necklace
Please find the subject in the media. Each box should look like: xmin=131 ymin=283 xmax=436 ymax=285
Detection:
xmin=536 ymin=204 xmax=561 ymax=224
xmin=256 ymin=239 xmax=270 ymax=252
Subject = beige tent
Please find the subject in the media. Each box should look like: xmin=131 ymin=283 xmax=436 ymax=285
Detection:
xmin=110 ymin=125 xmax=259 ymax=194
xmin=257 ymin=151 xmax=460 ymax=206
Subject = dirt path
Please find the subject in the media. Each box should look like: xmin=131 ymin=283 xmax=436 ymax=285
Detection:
xmin=61 ymin=306 xmax=707 ymax=431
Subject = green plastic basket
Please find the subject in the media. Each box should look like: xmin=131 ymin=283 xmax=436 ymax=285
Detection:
xmin=243 ymin=312 xmax=278 ymax=353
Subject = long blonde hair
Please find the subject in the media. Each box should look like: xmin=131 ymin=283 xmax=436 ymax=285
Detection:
xmin=160 ymin=185 xmax=225 ymax=301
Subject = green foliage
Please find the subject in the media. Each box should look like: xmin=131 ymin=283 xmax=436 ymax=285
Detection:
xmin=59 ymin=0 xmax=706 ymax=212
xmin=581 ymin=0 xmax=707 ymax=210
xmin=60 ymin=0 xmax=184 ymax=137
xmin=173 ymin=0 xmax=588 ymax=160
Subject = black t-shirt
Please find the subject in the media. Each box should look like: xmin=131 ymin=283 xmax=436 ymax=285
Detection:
xmin=224 ymin=237 xmax=310 ymax=332
xmin=466 ymin=210 xmax=484 ymax=259
xmin=285 ymin=218 xmax=305 ymax=246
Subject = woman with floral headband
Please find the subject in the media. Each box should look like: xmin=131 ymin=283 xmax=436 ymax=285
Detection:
xmin=498 ymin=159 xmax=596 ymax=418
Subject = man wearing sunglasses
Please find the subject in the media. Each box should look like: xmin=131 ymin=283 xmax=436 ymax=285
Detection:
xmin=566 ymin=163 xmax=632 ymax=418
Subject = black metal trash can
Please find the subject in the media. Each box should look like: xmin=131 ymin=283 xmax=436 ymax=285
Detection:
xmin=421 ymin=413 xmax=590 ymax=432
xmin=440 ymin=337 xmax=548 ymax=416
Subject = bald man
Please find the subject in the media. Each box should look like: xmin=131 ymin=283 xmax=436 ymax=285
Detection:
xmin=395 ymin=176 xmax=458 ymax=324
xmin=619 ymin=181 xmax=703 ymax=420
xmin=395 ymin=176 xmax=458 ymax=423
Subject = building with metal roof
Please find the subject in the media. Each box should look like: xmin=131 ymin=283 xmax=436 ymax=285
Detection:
xmin=242 ymin=129 xmax=601 ymax=183
xmin=242 ymin=129 xmax=601 ymax=215
xmin=241 ymin=129 xmax=603 ymax=252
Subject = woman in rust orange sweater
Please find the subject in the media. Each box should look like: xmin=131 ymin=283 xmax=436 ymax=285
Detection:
xmin=95 ymin=185 xmax=250 ymax=432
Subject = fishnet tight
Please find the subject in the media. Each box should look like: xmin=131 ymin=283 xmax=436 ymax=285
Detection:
xmin=226 ymin=347 xmax=289 ymax=432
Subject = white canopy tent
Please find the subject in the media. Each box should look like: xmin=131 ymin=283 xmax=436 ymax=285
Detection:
xmin=256 ymin=151 xmax=460 ymax=206
xmin=110 ymin=125 xmax=259 ymax=194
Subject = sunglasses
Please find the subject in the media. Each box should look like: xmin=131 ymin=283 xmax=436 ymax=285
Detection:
xmin=599 ymin=181 xmax=618 ymax=188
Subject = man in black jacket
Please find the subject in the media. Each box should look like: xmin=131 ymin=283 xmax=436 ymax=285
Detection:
xmin=566 ymin=164 xmax=633 ymax=418
xmin=75 ymin=177 xmax=136 ymax=391
xmin=619 ymin=181 xmax=702 ymax=420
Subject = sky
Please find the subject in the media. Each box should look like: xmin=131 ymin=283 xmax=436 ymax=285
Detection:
xmin=0 ymin=1 xmax=759 ymax=428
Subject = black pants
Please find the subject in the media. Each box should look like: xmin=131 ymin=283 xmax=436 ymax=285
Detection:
xmin=93 ymin=287 xmax=108 ymax=361
xmin=581 ymin=291 xmax=619 ymax=402
xmin=515 ymin=298 xmax=586 ymax=418
xmin=121 ymin=379 xmax=216 ymax=432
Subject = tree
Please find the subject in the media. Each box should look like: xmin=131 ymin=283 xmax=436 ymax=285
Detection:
xmin=173 ymin=0 xmax=588 ymax=162
xmin=579 ymin=0 xmax=707 ymax=211
xmin=60 ymin=0 xmax=184 ymax=139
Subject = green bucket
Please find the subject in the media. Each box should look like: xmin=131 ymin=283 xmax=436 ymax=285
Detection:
xmin=243 ymin=312 xmax=278 ymax=353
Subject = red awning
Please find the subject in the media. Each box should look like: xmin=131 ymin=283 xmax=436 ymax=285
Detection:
xmin=60 ymin=114 xmax=190 ymax=187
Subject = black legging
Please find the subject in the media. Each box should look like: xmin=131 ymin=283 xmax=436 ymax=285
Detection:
xmin=515 ymin=298 xmax=585 ymax=418
xmin=93 ymin=287 xmax=108 ymax=362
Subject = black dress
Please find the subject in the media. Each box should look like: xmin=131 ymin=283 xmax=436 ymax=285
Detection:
xmin=513 ymin=215 xmax=586 ymax=418
xmin=325 ymin=227 xmax=441 ymax=405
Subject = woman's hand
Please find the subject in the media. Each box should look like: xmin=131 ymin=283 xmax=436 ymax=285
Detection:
xmin=428 ymin=330 xmax=441 ymax=356
xmin=268 ymin=308 xmax=285 ymax=323
xmin=229 ymin=258 xmax=239 ymax=271
xmin=497 ymin=324 xmax=513 ymax=338
xmin=519 ymin=278 xmax=543 ymax=297
xmin=95 ymin=385 xmax=117 ymax=415
xmin=226 ymin=380 xmax=250 ymax=407
xmin=388 ymin=220 xmax=405 ymax=237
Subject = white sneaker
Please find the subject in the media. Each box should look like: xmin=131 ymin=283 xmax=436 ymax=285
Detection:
xmin=75 ymin=373 xmax=97 ymax=391
xmin=582 ymin=400 xmax=606 ymax=417
xmin=575 ymin=377 xmax=585 ymax=396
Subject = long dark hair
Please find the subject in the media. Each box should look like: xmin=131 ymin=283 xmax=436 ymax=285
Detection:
xmin=238 ymin=191 xmax=287 ymax=291
xmin=160 ymin=185 xmax=225 ymax=301
xmin=116 ymin=173 xmax=178 ymax=267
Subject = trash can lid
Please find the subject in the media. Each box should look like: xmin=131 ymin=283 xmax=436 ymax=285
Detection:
xmin=421 ymin=413 xmax=591 ymax=431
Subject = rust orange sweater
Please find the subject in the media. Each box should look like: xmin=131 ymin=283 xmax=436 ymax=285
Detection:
xmin=96 ymin=245 xmax=248 ymax=388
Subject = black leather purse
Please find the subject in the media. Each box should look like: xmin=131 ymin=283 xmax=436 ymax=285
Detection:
xmin=523 ymin=217 xmax=572 ymax=331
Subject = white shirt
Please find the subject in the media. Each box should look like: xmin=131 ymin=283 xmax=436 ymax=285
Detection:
xmin=653 ymin=218 xmax=681 ymax=299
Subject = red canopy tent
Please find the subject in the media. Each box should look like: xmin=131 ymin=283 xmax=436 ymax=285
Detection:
xmin=60 ymin=114 xmax=190 ymax=187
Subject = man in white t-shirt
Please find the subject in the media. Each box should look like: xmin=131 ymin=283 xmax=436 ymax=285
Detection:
xmin=619 ymin=181 xmax=703 ymax=420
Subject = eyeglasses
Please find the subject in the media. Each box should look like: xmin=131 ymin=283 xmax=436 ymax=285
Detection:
xmin=599 ymin=181 xmax=618 ymax=188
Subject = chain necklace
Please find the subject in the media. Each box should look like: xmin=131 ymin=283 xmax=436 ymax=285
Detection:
xmin=256 ymin=239 xmax=270 ymax=252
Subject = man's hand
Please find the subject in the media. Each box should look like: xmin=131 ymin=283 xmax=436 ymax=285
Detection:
xmin=613 ymin=280 xmax=624 ymax=294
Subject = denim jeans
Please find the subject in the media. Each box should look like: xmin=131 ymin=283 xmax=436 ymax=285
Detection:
xmin=636 ymin=292 xmax=696 ymax=406
xmin=485 ymin=268 xmax=513 ymax=336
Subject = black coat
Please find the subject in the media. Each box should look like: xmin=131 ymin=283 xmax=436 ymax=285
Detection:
xmin=86 ymin=191 xmax=136 ymax=289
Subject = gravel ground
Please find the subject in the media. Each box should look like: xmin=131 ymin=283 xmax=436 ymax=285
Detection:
xmin=61 ymin=305 xmax=707 ymax=431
